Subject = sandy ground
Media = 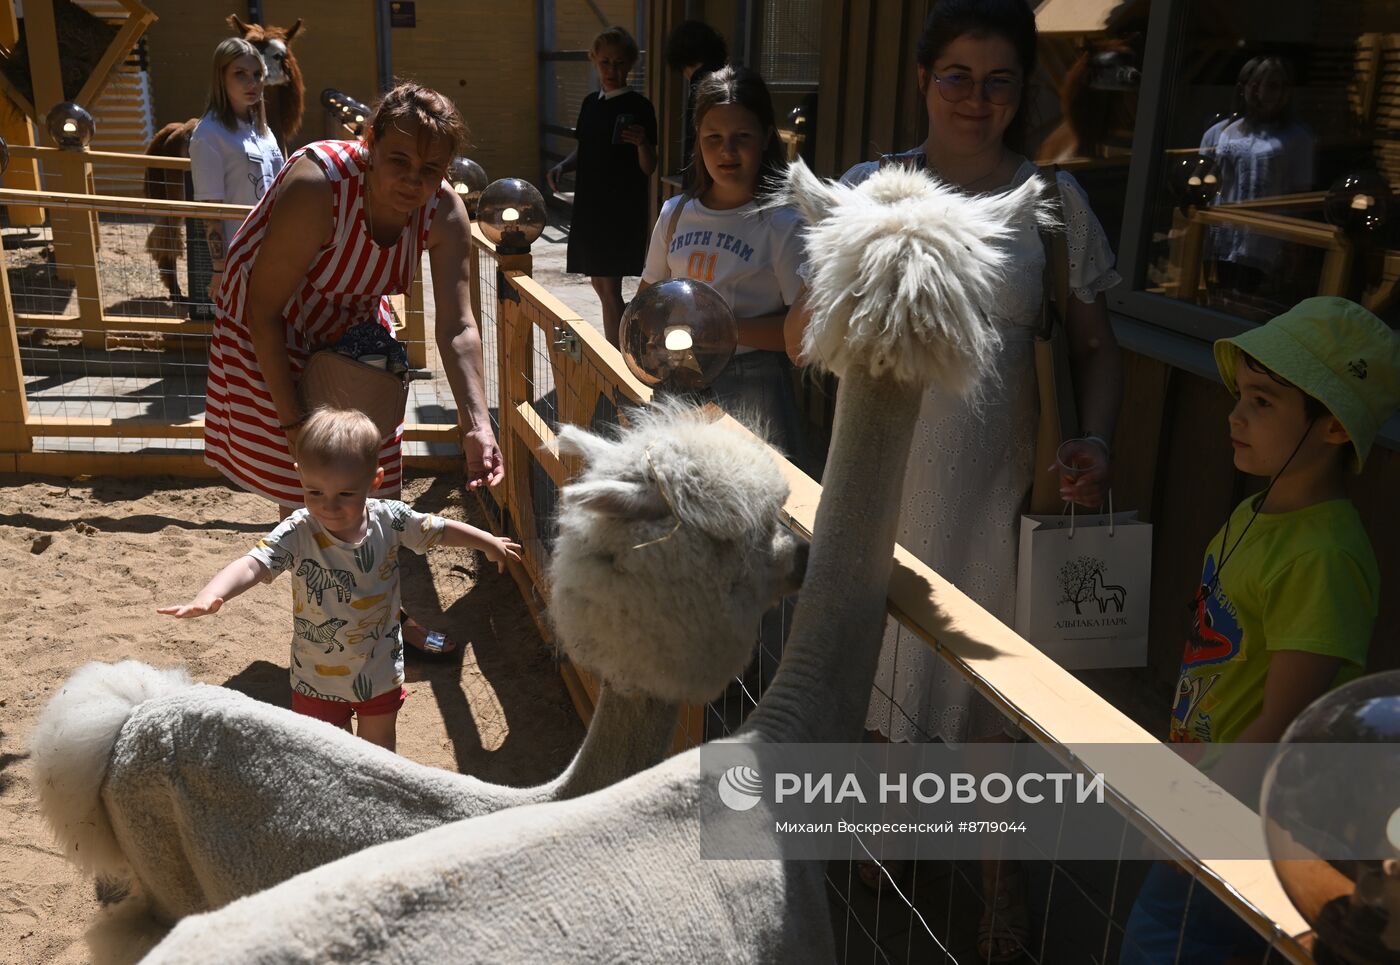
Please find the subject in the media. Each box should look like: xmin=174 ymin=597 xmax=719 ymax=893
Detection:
xmin=0 ymin=471 xmax=583 ymax=965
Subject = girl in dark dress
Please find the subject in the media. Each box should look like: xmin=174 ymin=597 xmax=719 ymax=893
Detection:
xmin=547 ymin=27 xmax=657 ymax=345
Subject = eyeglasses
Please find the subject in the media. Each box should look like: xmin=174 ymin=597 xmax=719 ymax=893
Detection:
xmin=931 ymin=71 xmax=1022 ymax=106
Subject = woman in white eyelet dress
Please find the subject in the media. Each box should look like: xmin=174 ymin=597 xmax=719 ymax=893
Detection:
xmin=843 ymin=151 xmax=1123 ymax=746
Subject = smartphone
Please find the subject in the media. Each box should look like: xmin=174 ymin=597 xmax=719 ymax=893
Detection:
xmin=612 ymin=113 xmax=636 ymax=145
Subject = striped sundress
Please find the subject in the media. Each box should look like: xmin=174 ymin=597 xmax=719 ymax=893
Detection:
xmin=204 ymin=140 xmax=442 ymax=507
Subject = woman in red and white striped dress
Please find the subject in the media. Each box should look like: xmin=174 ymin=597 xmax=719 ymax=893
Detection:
xmin=204 ymin=83 xmax=501 ymax=652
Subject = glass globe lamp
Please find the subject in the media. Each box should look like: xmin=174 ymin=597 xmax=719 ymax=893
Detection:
xmin=1168 ymin=154 xmax=1221 ymax=212
xmin=619 ymin=279 xmax=737 ymax=393
xmin=477 ymin=178 xmax=546 ymax=254
xmin=1325 ymin=172 xmax=1392 ymax=236
xmin=320 ymin=88 xmax=369 ymax=136
xmin=786 ymin=104 xmax=809 ymax=129
xmin=45 ymin=102 xmax=95 ymax=151
xmin=1262 ymin=670 xmax=1400 ymax=963
xmin=448 ymin=157 xmax=489 ymax=216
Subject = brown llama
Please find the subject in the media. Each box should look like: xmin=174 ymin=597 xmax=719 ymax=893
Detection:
xmin=144 ymin=15 xmax=305 ymax=300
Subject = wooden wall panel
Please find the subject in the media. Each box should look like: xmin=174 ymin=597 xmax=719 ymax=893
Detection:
xmin=389 ymin=0 xmax=539 ymax=187
xmin=261 ymin=0 xmax=377 ymax=150
xmin=141 ymin=3 xmax=237 ymax=131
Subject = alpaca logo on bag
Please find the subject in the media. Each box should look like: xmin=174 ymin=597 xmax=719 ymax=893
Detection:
xmin=1054 ymin=555 xmax=1129 ymax=628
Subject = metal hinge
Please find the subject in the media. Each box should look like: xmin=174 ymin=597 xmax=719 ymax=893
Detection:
xmin=553 ymin=327 xmax=581 ymax=362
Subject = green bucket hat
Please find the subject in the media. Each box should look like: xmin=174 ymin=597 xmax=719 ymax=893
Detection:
xmin=1215 ymin=296 xmax=1400 ymax=472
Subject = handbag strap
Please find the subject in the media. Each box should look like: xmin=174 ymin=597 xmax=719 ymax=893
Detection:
xmin=1036 ymin=164 xmax=1071 ymax=339
xmin=661 ymin=192 xmax=692 ymax=281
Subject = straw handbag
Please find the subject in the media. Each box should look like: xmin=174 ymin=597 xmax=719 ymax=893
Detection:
xmin=1028 ymin=166 xmax=1080 ymax=515
xmin=297 ymin=350 xmax=409 ymax=442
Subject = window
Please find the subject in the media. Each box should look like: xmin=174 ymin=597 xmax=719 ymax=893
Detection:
xmin=1139 ymin=0 xmax=1400 ymax=329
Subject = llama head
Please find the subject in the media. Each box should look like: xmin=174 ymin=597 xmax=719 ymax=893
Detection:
xmin=772 ymin=159 xmax=1055 ymax=395
xmin=547 ymin=400 xmax=806 ymax=705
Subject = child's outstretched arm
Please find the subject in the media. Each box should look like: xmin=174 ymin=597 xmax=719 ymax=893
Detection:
xmin=158 ymin=556 xmax=269 ymax=618
xmin=438 ymin=520 xmax=522 ymax=574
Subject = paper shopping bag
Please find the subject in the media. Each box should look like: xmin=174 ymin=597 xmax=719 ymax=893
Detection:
xmin=1014 ymin=511 xmax=1152 ymax=669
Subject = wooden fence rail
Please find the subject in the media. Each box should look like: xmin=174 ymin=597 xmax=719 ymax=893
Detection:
xmin=463 ymin=224 xmax=1316 ymax=962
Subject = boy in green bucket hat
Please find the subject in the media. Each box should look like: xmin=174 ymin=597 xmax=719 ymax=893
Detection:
xmin=1122 ymin=296 xmax=1400 ymax=964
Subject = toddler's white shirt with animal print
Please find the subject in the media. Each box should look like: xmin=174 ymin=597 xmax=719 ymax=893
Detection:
xmin=247 ymin=499 xmax=446 ymax=703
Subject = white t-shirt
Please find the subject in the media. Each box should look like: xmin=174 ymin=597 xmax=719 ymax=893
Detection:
xmin=189 ymin=113 xmax=285 ymax=245
xmin=642 ymin=196 xmax=806 ymax=351
xmin=247 ymin=499 xmax=445 ymax=703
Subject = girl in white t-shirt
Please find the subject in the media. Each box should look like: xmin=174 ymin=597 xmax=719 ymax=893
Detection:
xmin=639 ymin=66 xmax=807 ymax=464
xmin=189 ymin=37 xmax=286 ymax=301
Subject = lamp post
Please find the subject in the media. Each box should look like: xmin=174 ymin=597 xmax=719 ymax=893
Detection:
xmin=1263 ymin=670 xmax=1400 ymax=964
xmin=447 ymin=157 xmax=488 ymax=219
xmin=618 ymin=279 xmax=737 ymax=395
xmin=476 ymin=178 xmax=546 ymax=255
xmin=44 ymin=102 xmax=95 ymax=151
xmin=320 ymin=88 xmax=370 ymax=138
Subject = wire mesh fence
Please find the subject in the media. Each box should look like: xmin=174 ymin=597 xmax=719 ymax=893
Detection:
xmin=462 ymin=230 xmax=1311 ymax=965
xmin=1 ymin=148 xmax=457 ymax=469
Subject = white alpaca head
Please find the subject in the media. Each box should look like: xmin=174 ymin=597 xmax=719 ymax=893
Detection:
xmin=773 ymin=160 xmax=1055 ymax=394
xmin=547 ymin=401 xmax=806 ymax=704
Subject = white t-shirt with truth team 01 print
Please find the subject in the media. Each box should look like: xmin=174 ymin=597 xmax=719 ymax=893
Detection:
xmin=641 ymin=196 xmax=806 ymax=353
xmin=247 ymin=499 xmax=446 ymax=703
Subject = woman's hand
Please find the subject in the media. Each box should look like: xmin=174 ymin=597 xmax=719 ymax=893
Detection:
xmin=283 ymin=421 xmax=304 ymax=459
xmin=546 ymin=164 xmax=563 ymax=194
xmin=462 ymin=425 xmax=504 ymax=489
xmin=1055 ymin=437 xmax=1110 ymax=508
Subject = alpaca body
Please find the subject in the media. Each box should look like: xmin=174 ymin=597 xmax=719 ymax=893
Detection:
xmin=32 ymin=406 xmax=802 ymax=945
xmin=142 ymin=355 xmax=924 ymax=963
xmin=145 ymin=742 xmax=834 ymax=965
xmin=127 ymin=163 xmax=1046 ymax=961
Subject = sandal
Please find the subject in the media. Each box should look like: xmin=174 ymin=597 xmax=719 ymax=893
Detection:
xmin=400 ymin=612 xmax=460 ymax=656
xmin=978 ymin=864 xmax=1031 ymax=962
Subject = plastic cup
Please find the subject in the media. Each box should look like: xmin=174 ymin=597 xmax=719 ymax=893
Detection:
xmin=359 ymin=354 xmax=387 ymax=371
xmin=1055 ymin=438 xmax=1107 ymax=481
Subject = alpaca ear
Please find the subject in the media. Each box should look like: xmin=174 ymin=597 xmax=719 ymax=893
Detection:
xmin=284 ymin=18 xmax=305 ymax=43
xmin=565 ymin=480 xmax=670 ymax=520
xmin=557 ymin=425 xmax=617 ymax=466
xmin=770 ymin=159 xmax=844 ymax=228
xmin=227 ymin=14 xmax=250 ymax=35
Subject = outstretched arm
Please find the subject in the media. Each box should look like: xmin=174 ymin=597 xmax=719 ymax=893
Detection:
xmin=438 ymin=519 xmax=521 ymax=573
xmin=158 ymin=556 xmax=269 ymax=618
xmin=429 ymin=187 xmax=504 ymax=489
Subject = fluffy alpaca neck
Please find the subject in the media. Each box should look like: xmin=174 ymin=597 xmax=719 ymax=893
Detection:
xmin=740 ymin=365 xmax=922 ymax=743
xmin=552 ymin=681 xmax=678 ymax=798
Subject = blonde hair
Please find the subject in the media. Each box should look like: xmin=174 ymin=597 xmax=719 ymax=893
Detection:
xmin=591 ymin=26 xmax=639 ymax=72
xmin=204 ymin=37 xmax=268 ymax=135
xmin=296 ymin=408 xmax=382 ymax=474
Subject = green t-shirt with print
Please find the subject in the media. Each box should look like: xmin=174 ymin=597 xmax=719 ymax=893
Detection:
xmin=1169 ymin=497 xmax=1378 ymax=745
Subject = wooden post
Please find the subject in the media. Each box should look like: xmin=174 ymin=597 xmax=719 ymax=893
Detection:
xmin=404 ymin=268 xmax=428 ymax=369
xmin=0 ymin=233 xmax=32 ymax=456
xmin=0 ymin=1 xmax=43 ymax=226
xmin=495 ymin=254 xmax=534 ymax=579
xmin=24 ymin=0 xmax=106 ymax=349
